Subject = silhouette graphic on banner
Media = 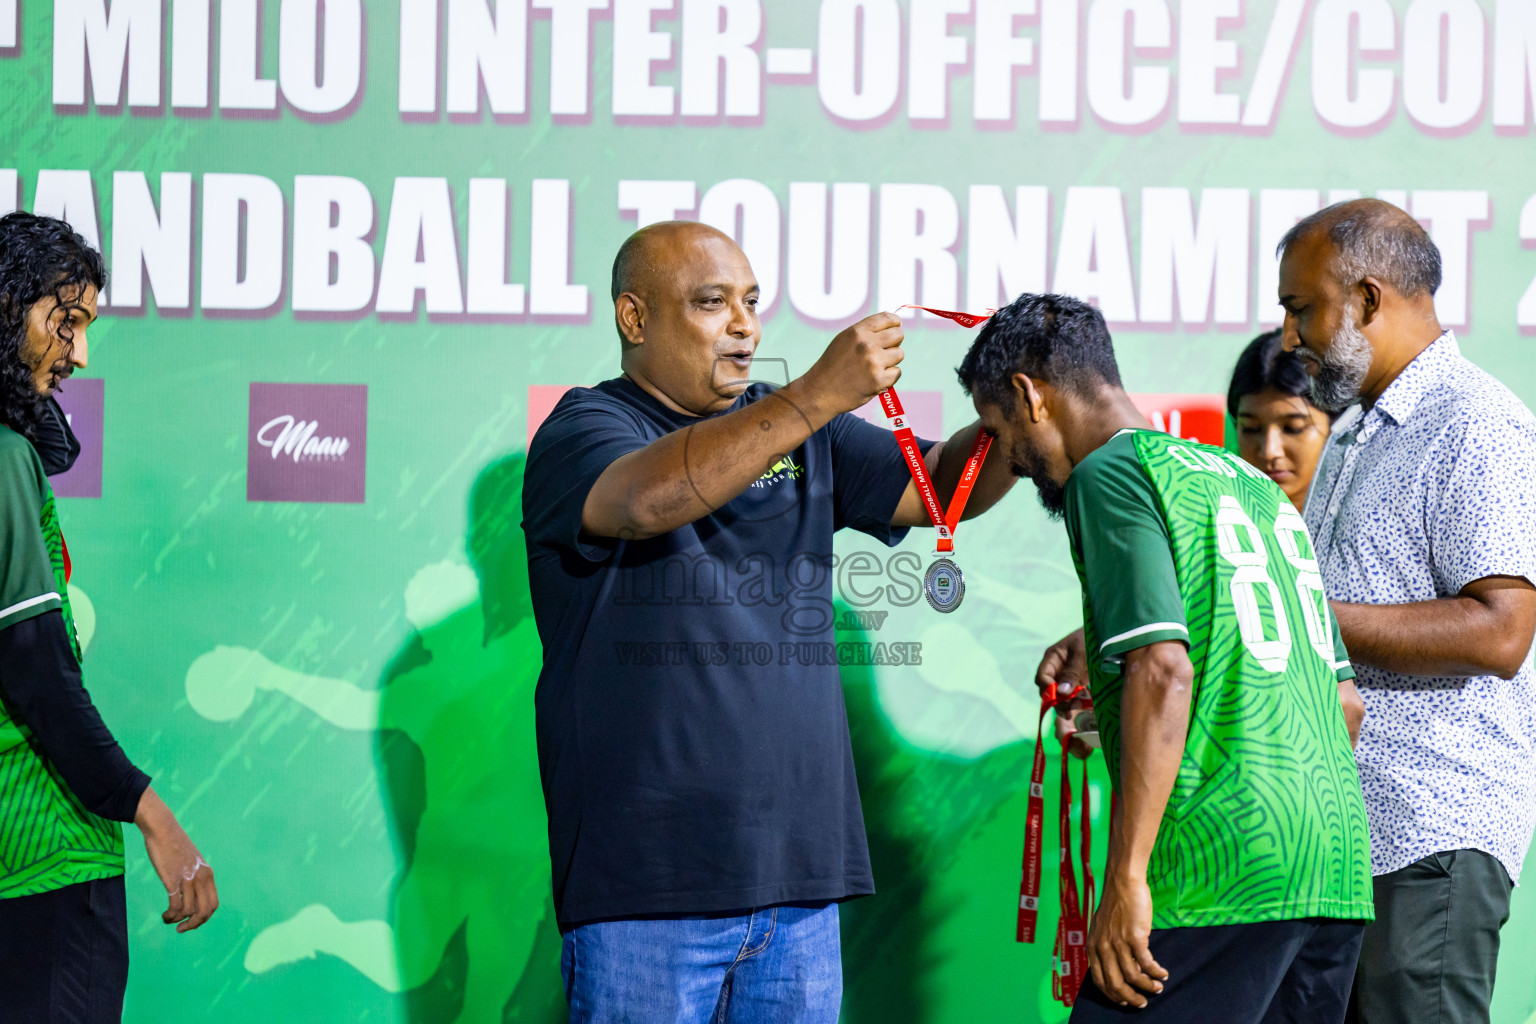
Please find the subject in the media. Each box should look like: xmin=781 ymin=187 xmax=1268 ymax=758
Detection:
xmin=187 ymin=455 xmax=563 ymax=1023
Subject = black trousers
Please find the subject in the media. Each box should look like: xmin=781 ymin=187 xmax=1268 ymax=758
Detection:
xmin=0 ymin=875 xmax=128 ymax=1024
xmin=1070 ymin=917 xmax=1365 ymax=1024
xmin=1346 ymin=849 xmax=1514 ymax=1024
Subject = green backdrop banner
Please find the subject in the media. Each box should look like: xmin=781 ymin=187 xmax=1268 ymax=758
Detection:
xmin=3 ymin=0 xmax=1536 ymax=1020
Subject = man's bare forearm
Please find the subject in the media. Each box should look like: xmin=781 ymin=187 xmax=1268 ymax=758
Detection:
xmin=1110 ymin=642 xmax=1193 ymax=882
xmin=1330 ymin=576 xmax=1536 ymax=680
xmin=582 ymin=380 xmax=836 ymax=540
xmin=931 ymin=419 xmax=1016 ymax=521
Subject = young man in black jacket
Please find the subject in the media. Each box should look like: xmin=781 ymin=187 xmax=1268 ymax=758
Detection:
xmin=0 ymin=212 xmax=218 ymax=1023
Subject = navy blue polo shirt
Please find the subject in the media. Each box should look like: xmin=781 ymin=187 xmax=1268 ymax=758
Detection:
xmin=522 ymin=377 xmax=926 ymax=927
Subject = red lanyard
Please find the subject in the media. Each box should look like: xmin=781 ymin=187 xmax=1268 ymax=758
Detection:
xmin=879 ymin=305 xmax=996 ymax=554
xmin=876 ymin=387 xmax=991 ymax=553
xmin=903 ymin=304 xmax=994 ymax=327
xmin=1017 ymin=684 xmax=1097 ymax=1008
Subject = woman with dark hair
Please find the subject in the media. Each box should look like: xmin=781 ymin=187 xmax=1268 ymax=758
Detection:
xmin=0 ymin=212 xmax=217 ymax=1023
xmin=1227 ymin=329 xmax=1333 ymax=510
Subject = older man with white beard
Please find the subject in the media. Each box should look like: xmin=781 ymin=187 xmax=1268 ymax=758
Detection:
xmin=1277 ymin=199 xmax=1536 ymax=1024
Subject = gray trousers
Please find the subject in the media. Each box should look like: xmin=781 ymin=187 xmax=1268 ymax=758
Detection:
xmin=1347 ymin=849 xmax=1513 ymax=1024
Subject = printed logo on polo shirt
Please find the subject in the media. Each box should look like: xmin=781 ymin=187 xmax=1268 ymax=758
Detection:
xmin=247 ymin=383 xmax=367 ymax=504
xmin=753 ymin=453 xmax=803 ymax=488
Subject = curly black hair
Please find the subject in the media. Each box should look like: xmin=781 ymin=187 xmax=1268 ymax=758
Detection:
xmin=0 ymin=211 xmax=106 ymax=439
xmin=955 ymin=292 xmax=1123 ymax=412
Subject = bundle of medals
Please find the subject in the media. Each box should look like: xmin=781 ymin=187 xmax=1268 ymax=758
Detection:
xmin=1018 ymin=683 xmax=1102 ymax=1008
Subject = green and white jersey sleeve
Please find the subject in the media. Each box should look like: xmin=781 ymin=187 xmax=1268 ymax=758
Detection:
xmin=1063 ymin=432 xmax=1189 ymax=670
xmin=0 ymin=429 xmax=63 ymax=631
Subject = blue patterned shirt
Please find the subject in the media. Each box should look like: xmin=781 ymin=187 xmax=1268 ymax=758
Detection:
xmin=1306 ymin=333 xmax=1536 ymax=882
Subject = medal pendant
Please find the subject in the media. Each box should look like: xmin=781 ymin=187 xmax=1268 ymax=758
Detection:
xmin=923 ymin=558 xmax=965 ymax=613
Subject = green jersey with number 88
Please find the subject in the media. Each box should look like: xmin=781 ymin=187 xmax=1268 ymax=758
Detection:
xmin=1064 ymin=429 xmax=1373 ymax=928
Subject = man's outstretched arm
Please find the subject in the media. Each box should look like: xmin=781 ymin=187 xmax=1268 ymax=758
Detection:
xmin=1088 ymin=640 xmax=1191 ymax=1010
xmin=583 ymin=313 xmax=903 ymax=540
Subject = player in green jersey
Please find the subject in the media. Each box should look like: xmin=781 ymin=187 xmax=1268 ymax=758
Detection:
xmin=958 ymin=294 xmax=1372 ymax=1024
xmin=0 ymin=213 xmax=218 ymax=1023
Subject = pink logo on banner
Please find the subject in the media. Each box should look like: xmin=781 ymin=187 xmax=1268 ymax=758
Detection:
xmin=1130 ymin=393 xmax=1227 ymax=447
xmin=247 ymin=383 xmax=367 ymax=503
xmin=52 ymin=378 xmax=104 ymax=499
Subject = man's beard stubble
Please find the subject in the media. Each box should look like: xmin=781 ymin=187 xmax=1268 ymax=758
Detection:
xmin=1009 ymin=437 xmax=1066 ymax=521
xmin=1299 ymin=309 xmax=1372 ymax=413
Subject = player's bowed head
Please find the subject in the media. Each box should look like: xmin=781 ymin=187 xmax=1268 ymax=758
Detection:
xmin=955 ymin=293 xmax=1148 ymax=521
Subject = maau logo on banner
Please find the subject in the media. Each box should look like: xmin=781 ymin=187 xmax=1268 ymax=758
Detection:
xmin=52 ymin=378 xmax=104 ymax=499
xmin=247 ymin=383 xmax=367 ymax=504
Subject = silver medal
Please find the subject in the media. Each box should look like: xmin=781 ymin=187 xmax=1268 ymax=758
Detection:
xmin=922 ymin=558 xmax=965 ymax=613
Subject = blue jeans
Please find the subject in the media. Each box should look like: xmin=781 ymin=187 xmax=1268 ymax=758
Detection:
xmin=561 ymin=901 xmax=842 ymax=1024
